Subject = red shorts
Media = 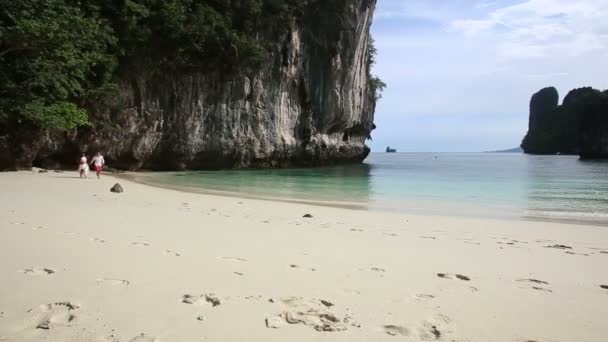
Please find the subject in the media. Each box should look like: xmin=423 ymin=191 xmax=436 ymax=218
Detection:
xmin=95 ymin=165 xmax=102 ymax=173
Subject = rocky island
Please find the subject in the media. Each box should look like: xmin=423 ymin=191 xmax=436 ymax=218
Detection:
xmin=0 ymin=0 xmax=382 ymax=171
xmin=521 ymin=86 xmax=608 ymax=158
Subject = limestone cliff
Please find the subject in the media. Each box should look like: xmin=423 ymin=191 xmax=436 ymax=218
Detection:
xmin=521 ymin=87 xmax=575 ymax=154
xmin=521 ymin=86 xmax=608 ymax=158
xmin=1 ymin=0 xmax=378 ymax=170
xmin=578 ymin=90 xmax=608 ymax=159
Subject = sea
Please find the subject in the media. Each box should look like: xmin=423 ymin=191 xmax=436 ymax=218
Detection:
xmin=131 ymin=153 xmax=608 ymax=225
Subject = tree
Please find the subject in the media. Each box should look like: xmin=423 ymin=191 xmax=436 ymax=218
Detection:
xmin=0 ymin=0 xmax=116 ymax=130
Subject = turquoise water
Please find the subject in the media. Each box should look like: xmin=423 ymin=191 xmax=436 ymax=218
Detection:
xmin=134 ymin=153 xmax=608 ymax=224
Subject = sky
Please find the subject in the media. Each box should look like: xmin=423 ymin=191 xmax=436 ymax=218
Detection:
xmin=369 ymin=0 xmax=608 ymax=152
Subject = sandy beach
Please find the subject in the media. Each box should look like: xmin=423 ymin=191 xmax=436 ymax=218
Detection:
xmin=0 ymin=171 xmax=607 ymax=342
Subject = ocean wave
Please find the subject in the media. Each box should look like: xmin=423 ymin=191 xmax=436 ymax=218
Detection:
xmin=524 ymin=209 xmax=608 ymax=223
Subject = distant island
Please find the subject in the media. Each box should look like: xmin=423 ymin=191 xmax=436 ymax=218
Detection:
xmin=521 ymin=86 xmax=608 ymax=159
xmin=386 ymin=146 xmax=397 ymax=153
xmin=486 ymin=147 xmax=523 ymax=153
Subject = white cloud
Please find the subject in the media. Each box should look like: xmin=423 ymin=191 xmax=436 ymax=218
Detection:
xmin=370 ymin=0 xmax=608 ymax=150
xmin=450 ymin=0 xmax=608 ymax=61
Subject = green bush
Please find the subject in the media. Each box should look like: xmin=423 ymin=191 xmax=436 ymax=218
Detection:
xmin=22 ymin=102 xmax=90 ymax=130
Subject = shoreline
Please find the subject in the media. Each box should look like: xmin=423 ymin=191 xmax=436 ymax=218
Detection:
xmin=1 ymin=171 xmax=607 ymax=341
xmin=121 ymin=171 xmax=608 ymax=227
xmin=118 ymin=172 xmax=370 ymax=211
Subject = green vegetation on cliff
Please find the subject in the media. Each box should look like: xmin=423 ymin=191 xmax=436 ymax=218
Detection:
xmin=3 ymin=0 xmax=375 ymax=133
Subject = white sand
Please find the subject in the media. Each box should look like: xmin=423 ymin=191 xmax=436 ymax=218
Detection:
xmin=0 ymin=171 xmax=607 ymax=342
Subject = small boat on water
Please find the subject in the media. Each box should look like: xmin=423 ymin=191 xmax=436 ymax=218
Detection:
xmin=386 ymin=146 xmax=397 ymax=153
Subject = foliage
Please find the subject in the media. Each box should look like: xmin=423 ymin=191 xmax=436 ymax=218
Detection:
xmin=0 ymin=0 xmax=116 ymax=130
xmin=93 ymin=0 xmax=306 ymax=74
xmin=370 ymin=76 xmax=386 ymax=100
xmin=0 ymin=0 xmax=377 ymax=131
xmin=22 ymin=101 xmax=90 ymax=130
xmin=368 ymin=36 xmax=385 ymax=100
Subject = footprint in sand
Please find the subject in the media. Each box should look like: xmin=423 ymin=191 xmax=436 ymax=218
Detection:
xmin=90 ymin=237 xmax=105 ymax=243
xmin=96 ymin=334 xmax=120 ymax=342
xmin=131 ymin=242 xmax=150 ymax=247
xmin=19 ymin=268 xmax=55 ymax=276
xmin=382 ymin=325 xmax=410 ymax=336
xmin=129 ymin=334 xmax=159 ymax=342
xmin=30 ymin=302 xmax=79 ymax=330
xmin=289 ymin=264 xmax=316 ymax=271
xmin=464 ymin=241 xmax=481 ymax=245
xmin=545 ymin=244 xmax=572 ymax=250
xmin=181 ymin=294 xmax=221 ymax=307
xmin=163 ymin=250 xmax=181 ymax=257
xmin=418 ymin=322 xmax=442 ymax=340
xmin=414 ymin=294 xmax=436 ymax=301
xmin=96 ymin=278 xmax=130 ymax=287
xmin=517 ymin=278 xmax=549 ymax=285
xmin=565 ymin=251 xmax=590 ymax=256
xmin=266 ymin=297 xmax=354 ymax=332
xmin=516 ymin=279 xmax=552 ymax=292
xmin=219 ymin=257 xmax=247 ymax=262
xmin=437 ymin=273 xmax=471 ymax=281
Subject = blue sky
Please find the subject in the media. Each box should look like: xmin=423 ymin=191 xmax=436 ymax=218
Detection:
xmin=369 ymin=0 xmax=608 ymax=152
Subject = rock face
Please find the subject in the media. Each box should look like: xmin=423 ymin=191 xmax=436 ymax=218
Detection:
xmin=0 ymin=0 xmax=378 ymax=171
xmin=521 ymin=87 xmax=572 ymax=154
xmin=528 ymin=87 xmax=559 ymax=132
xmin=578 ymin=90 xmax=608 ymax=159
xmin=521 ymin=87 xmax=608 ymax=157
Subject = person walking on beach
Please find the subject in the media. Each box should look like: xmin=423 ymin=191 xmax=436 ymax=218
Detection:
xmin=78 ymin=153 xmax=89 ymax=178
xmin=90 ymin=152 xmax=105 ymax=179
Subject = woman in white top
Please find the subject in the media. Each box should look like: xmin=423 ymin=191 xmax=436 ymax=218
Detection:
xmin=78 ymin=154 xmax=89 ymax=178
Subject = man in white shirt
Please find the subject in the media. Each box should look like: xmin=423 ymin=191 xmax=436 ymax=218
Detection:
xmin=90 ymin=152 xmax=105 ymax=179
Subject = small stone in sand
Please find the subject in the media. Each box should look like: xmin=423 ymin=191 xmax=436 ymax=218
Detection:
xmin=303 ymin=214 xmax=313 ymax=218
xmin=600 ymin=285 xmax=608 ymax=290
xmin=110 ymin=183 xmax=124 ymax=193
